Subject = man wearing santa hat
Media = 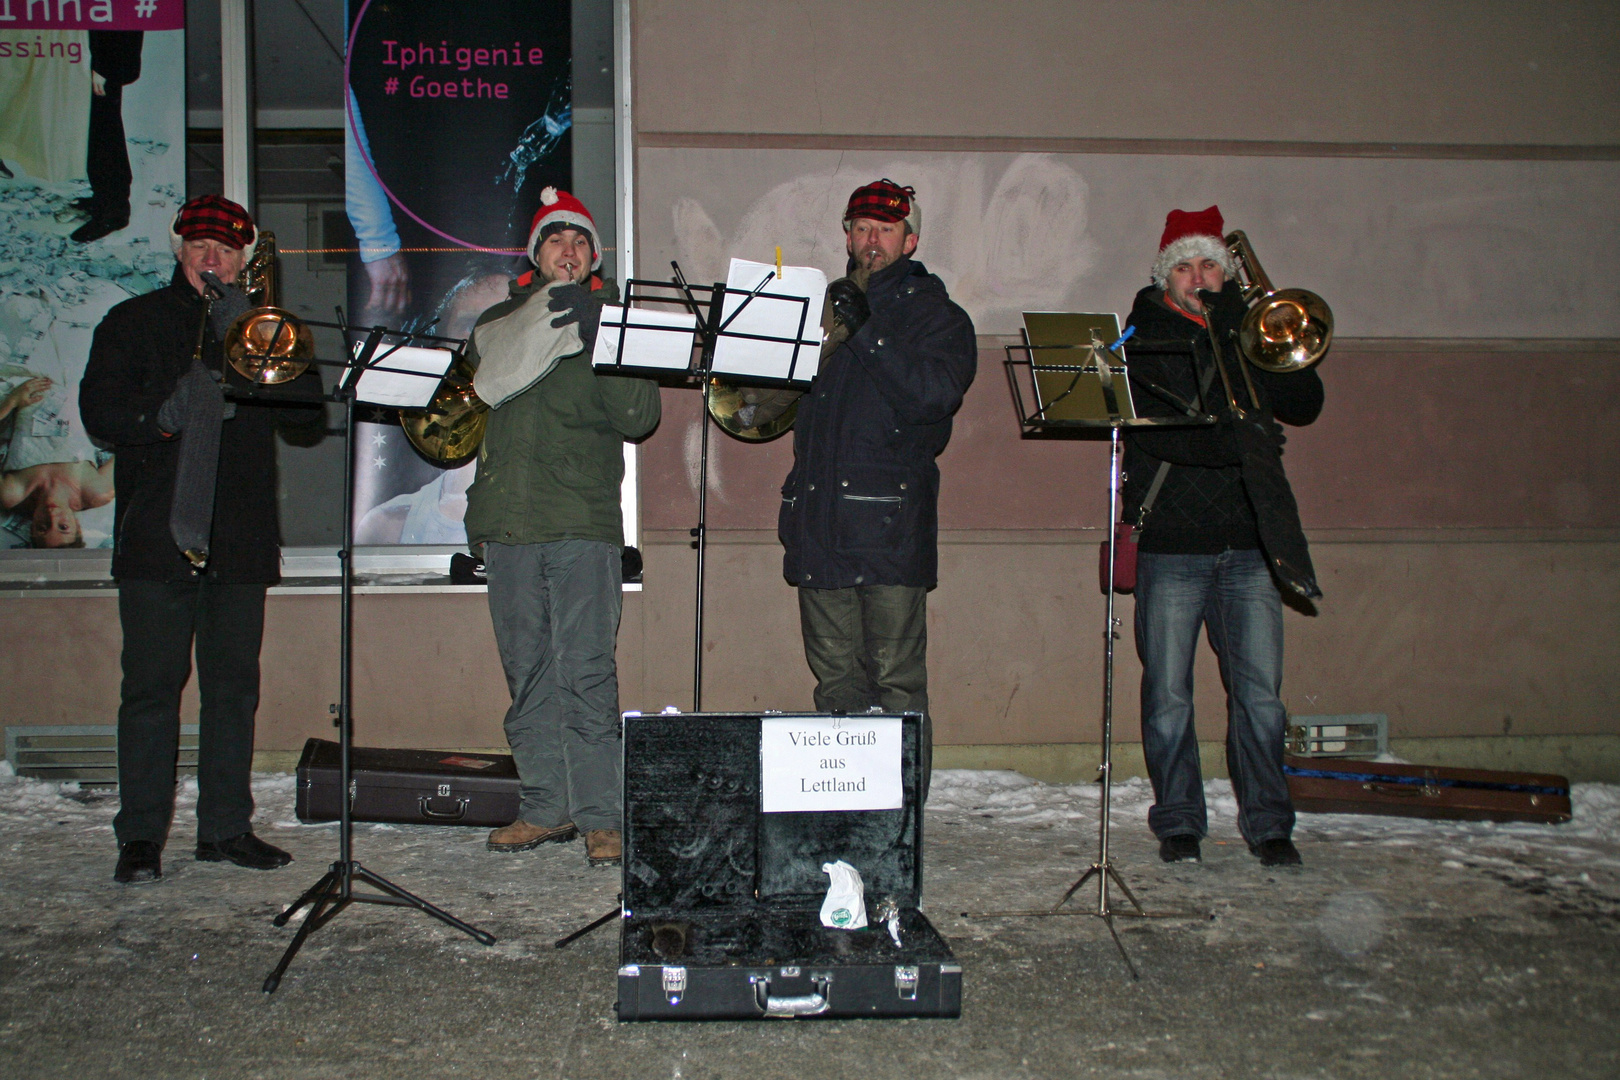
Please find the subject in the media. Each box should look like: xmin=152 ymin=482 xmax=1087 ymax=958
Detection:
xmin=463 ymin=188 xmax=659 ymax=867
xmin=778 ymin=179 xmax=977 ymax=799
xmin=1122 ymin=205 xmax=1324 ymax=869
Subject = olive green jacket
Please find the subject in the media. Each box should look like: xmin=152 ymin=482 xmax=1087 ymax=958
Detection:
xmin=463 ymin=276 xmax=661 ymax=548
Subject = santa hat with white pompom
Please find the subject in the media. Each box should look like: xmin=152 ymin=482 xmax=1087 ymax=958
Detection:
xmin=525 ymin=186 xmax=601 ymax=270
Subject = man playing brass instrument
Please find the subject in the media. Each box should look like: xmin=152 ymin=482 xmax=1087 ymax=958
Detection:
xmin=465 ymin=188 xmax=660 ymax=867
xmin=80 ymin=195 xmax=324 ymax=884
xmin=778 ymin=180 xmax=977 ymax=796
xmin=1123 ymin=205 xmax=1324 ymax=868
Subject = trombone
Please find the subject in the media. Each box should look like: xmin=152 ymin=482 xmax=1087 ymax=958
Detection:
xmin=1224 ymin=229 xmax=1333 ymax=375
xmin=1201 ymin=230 xmax=1333 ymax=419
xmin=223 ymin=231 xmax=316 ymax=385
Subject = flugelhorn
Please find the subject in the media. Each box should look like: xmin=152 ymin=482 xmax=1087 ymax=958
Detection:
xmin=1224 ymin=230 xmax=1332 ymax=373
xmin=224 ymin=231 xmax=315 ymax=385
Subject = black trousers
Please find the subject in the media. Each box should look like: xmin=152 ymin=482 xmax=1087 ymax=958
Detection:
xmin=112 ymin=578 xmax=266 ymax=846
xmin=87 ymin=83 xmax=130 ymax=218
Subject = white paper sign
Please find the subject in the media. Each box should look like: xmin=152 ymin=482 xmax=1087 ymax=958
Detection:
xmin=712 ymin=258 xmax=827 ymax=384
xmin=592 ymin=305 xmax=699 ymax=372
xmin=760 ymin=716 xmax=903 ymax=813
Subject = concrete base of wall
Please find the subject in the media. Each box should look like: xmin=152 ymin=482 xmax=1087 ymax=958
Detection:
xmin=250 ymin=734 xmax=1620 ymax=784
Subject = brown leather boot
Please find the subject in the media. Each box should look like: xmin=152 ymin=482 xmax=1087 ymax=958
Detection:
xmin=584 ymin=829 xmax=622 ymax=866
xmin=486 ymin=820 xmax=577 ymax=852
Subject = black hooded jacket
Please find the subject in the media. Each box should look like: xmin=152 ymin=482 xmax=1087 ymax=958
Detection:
xmin=1121 ymin=281 xmax=1323 ymax=554
xmin=779 ymin=256 xmax=977 ymax=589
xmin=80 ymin=265 xmax=325 ymax=583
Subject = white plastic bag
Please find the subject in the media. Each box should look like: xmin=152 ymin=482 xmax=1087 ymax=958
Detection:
xmin=819 ymin=860 xmax=868 ymax=929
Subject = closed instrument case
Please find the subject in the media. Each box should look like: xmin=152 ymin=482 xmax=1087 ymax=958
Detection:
xmin=1284 ymin=755 xmax=1571 ymax=825
xmin=295 ymin=738 xmax=521 ymax=828
xmin=616 ymin=711 xmax=961 ymax=1021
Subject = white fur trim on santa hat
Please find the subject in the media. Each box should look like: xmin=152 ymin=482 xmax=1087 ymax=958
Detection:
xmin=526 ymin=186 xmax=602 ymax=271
xmin=168 ymin=207 xmax=258 ymax=256
xmin=1150 ymin=233 xmax=1235 ymax=288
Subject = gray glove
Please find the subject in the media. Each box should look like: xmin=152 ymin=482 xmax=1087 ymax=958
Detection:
xmin=156 ymin=364 xmax=224 ymax=435
xmin=201 ymin=271 xmax=253 ymax=338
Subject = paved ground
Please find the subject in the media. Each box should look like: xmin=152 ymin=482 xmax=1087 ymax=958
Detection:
xmin=1 ymin=769 xmax=1617 ymax=1080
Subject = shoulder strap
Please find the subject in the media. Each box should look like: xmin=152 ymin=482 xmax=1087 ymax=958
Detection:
xmin=1134 ymin=460 xmax=1172 ymax=527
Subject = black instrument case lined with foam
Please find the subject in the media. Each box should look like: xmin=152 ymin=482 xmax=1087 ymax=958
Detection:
xmin=616 ymin=711 xmax=961 ymax=1021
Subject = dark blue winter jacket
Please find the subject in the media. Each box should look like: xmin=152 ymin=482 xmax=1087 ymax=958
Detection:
xmin=778 ymin=256 xmax=976 ymax=590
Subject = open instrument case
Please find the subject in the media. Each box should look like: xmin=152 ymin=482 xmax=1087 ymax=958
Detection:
xmin=615 ymin=711 xmax=961 ymax=1021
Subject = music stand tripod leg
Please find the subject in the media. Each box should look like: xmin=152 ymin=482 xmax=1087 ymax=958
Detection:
xmin=263 ymin=866 xmax=344 ymax=993
xmin=349 ymin=863 xmax=498 ymax=946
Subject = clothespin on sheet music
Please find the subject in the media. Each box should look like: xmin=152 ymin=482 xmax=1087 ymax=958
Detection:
xmin=775 ymin=246 xmax=783 ymax=280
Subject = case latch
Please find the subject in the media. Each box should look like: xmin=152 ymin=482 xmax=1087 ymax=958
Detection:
xmin=661 ymin=965 xmax=687 ymax=1005
xmin=894 ymin=965 xmax=920 ymax=1000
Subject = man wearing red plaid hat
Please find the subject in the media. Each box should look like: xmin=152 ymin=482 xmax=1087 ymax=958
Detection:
xmin=778 ymin=180 xmax=977 ymax=797
xmin=80 ymin=194 xmax=325 ymax=885
xmin=462 ymin=188 xmax=660 ymax=867
xmin=1121 ymin=205 xmax=1324 ymax=869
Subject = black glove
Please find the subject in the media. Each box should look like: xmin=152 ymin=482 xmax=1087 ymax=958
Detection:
xmin=156 ymin=364 xmax=224 ymax=435
xmin=548 ymin=283 xmax=605 ymax=352
xmin=827 ymin=276 xmax=870 ymax=338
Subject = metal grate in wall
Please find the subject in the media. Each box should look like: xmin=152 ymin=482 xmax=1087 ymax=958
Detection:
xmin=1287 ymin=714 xmax=1389 ymax=759
xmin=4 ymin=725 xmax=200 ymax=784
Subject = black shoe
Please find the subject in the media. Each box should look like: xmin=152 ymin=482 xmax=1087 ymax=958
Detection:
xmin=114 ymin=840 xmax=163 ymax=884
xmin=196 ymin=832 xmax=293 ymax=870
xmin=1253 ymin=837 xmax=1302 ymax=867
xmin=1158 ymin=834 xmax=1202 ymax=863
xmin=70 ymin=213 xmax=129 ymax=244
xmin=0 ymin=159 xmax=12 ymax=179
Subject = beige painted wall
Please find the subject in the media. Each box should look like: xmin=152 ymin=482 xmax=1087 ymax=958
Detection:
xmin=632 ymin=0 xmax=1620 ymax=147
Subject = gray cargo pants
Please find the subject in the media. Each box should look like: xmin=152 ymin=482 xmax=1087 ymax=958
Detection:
xmin=797 ymin=584 xmax=932 ymax=799
xmin=484 ymin=539 xmax=623 ymax=833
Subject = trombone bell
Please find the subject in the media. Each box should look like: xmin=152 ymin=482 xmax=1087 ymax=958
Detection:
xmin=225 ymin=306 xmax=315 ymax=384
xmin=1225 ymin=230 xmax=1333 ymax=374
xmin=224 ymin=232 xmax=315 ymax=384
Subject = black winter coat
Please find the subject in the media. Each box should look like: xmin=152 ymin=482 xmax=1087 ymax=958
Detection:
xmin=1121 ymin=282 xmax=1323 ymax=554
xmin=779 ymin=256 xmax=976 ymax=590
xmin=80 ymin=266 xmax=325 ymax=583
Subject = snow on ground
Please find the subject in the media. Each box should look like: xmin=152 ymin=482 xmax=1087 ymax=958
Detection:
xmin=3 ymin=760 xmax=1614 ymax=876
xmin=926 ymin=768 xmax=1620 ymax=872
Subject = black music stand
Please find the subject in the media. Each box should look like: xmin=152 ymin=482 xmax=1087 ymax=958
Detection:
xmin=232 ymin=318 xmax=498 ymax=994
xmin=966 ymin=322 xmax=1213 ymax=978
xmin=594 ymin=262 xmax=818 ymax=711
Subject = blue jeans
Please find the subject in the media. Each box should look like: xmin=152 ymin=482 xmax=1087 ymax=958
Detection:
xmin=484 ymin=540 xmax=623 ymax=833
xmin=1135 ymin=549 xmax=1294 ymax=846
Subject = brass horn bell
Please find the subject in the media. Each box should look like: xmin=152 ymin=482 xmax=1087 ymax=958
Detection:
xmin=400 ymin=356 xmax=489 ymax=466
xmin=224 ymin=231 xmax=316 ymax=385
xmin=1225 ymin=230 xmax=1333 ymax=374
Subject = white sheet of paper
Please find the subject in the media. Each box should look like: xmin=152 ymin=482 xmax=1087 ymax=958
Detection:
xmin=591 ymin=305 xmax=699 ymax=372
xmin=344 ymin=343 xmax=454 ymax=408
xmin=712 ymin=258 xmax=827 ymax=384
xmin=760 ymin=716 xmax=903 ymax=813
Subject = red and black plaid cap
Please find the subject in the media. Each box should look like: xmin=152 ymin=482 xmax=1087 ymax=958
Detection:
xmin=173 ymin=194 xmax=255 ymax=249
xmin=843 ymin=179 xmax=916 ymax=225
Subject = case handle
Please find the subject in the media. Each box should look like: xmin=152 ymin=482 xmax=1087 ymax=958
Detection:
xmin=418 ymin=796 xmax=470 ymax=820
xmin=751 ymin=974 xmax=831 ymax=1017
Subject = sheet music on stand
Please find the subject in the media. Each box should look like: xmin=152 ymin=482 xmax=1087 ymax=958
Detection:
xmin=712 ymin=258 xmax=827 ymax=385
xmin=592 ymin=305 xmax=699 ymax=373
xmin=339 ymin=341 xmax=453 ymax=409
